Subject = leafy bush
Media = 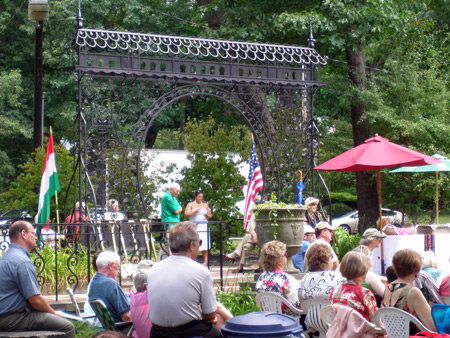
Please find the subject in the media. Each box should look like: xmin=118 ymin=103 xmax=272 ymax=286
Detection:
xmin=332 ymin=227 xmax=361 ymax=261
xmin=73 ymin=320 xmax=100 ymax=338
xmin=216 ymin=286 xmax=259 ymax=316
xmin=324 ymin=202 xmax=353 ymax=218
xmin=31 ymin=245 xmax=90 ymax=293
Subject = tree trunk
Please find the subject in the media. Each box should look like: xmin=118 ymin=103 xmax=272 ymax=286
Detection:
xmin=346 ymin=43 xmax=378 ymax=231
xmin=145 ymin=125 xmax=159 ymax=149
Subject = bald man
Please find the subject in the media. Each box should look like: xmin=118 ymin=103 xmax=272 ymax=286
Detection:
xmin=0 ymin=221 xmax=74 ymax=337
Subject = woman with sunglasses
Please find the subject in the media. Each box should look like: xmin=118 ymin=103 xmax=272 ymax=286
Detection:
xmin=256 ymin=240 xmax=300 ymax=310
xmin=185 ymin=190 xmax=212 ymax=266
xmin=304 ymin=197 xmax=323 ymax=229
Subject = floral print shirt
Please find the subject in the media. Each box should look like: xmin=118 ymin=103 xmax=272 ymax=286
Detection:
xmin=256 ymin=269 xmax=300 ymax=309
xmin=298 ymin=271 xmax=343 ymax=303
xmin=331 ymin=279 xmax=378 ymax=321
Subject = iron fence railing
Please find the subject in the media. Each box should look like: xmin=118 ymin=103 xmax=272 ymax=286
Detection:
xmin=0 ymin=220 xmax=231 ymax=300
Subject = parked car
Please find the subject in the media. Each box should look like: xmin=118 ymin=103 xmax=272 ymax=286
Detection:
xmin=0 ymin=209 xmax=35 ymax=228
xmin=331 ymin=208 xmax=407 ymax=234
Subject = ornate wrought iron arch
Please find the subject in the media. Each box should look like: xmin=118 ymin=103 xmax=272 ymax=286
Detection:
xmin=65 ymin=26 xmax=328 ymax=218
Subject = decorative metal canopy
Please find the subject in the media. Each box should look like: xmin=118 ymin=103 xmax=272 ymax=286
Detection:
xmin=74 ymin=29 xmax=327 ymax=65
xmin=65 ymin=26 xmax=329 ymax=219
xmin=68 ymin=28 xmax=326 ymax=87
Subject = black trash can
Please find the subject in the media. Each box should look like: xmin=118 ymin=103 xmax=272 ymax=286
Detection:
xmin=221 ymin=312 xmax=304 ymax=338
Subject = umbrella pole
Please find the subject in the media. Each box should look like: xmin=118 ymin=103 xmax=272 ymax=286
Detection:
xmin=436 ymin=171 xmax=439 ymax=225
xmin=377 ymin=169 xmax=385 ymax=275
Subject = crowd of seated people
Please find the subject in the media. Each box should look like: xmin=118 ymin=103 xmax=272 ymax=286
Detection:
xmin=18 ymin=187 xmax=450 ymax=338
xmin=252 ymin=221 xmax=450 ymax=337
xmin=83 ymin=221 xmax=232 ymax=338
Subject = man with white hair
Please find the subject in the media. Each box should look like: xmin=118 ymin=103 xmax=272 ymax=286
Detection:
xmin=88 ymin=251 xmax=131 ymax=322
xmin=103 ymin=199 xmax=126 ymax=221
xmin=147 ymin=221 xmax=220 ymax=338
xmin=161 ymin=183 xmax=182 ymax=227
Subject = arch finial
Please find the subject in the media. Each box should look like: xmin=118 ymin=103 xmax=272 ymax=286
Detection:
xmin=308 ymin=18 xmax=315 ymax=48
xmin=76 ymin=0 xmax=84 ymax=29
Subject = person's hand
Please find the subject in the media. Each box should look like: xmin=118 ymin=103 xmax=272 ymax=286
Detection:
xmin=178 ymin=206 xmax=183 ymax=213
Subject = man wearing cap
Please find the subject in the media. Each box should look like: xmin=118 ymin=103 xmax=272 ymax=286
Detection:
xmin=304 ymin=197 xmax=323 ymax=229
xmin=303 ymin=221 xmax=339 ymax=272
xmin=292 ymin=225 xmax=316 ymax=272
xmin=359 ymin=228 xmax=386 ymax=252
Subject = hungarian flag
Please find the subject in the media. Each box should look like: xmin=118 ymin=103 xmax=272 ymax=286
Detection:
xmin=37 ymin=132 xmax=61 ymax=224
xmin=243 ymin=140 xmax=263 ymax=231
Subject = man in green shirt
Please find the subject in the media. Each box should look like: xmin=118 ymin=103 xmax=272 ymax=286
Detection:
xmin=161 ymin=183 xmax=182 ymax=227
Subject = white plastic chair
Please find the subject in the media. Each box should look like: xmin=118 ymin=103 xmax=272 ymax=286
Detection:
xmin=373 ymin=307 xmax=434 ymax=338
xmin=255 ymin=291 xmax=304 ymax=324
xmin=321 ymin=304 xmax=386 ymax=337
xmin=319 ymin=305 xmax=333 ymax=329
xmin=300 ymin=299 xmax=331 ymax=338
xmin=67 ymin=288 xmax=98 ymax=324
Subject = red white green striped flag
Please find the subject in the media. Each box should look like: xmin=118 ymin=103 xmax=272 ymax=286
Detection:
xmin=37 ymin=131 xmax=61 ymax=224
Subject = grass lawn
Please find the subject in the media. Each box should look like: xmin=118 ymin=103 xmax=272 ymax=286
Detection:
xmin=415 ymin=210 xmax=450 ymax=225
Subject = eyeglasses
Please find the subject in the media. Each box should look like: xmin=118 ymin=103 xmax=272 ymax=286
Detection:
xmin=376 ymin=238 xmax=383 ymax=242
xmin=310 ymin=203 xmax=318 ymax=206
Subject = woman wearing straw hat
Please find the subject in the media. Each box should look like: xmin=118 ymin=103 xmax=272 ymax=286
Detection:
xmin=304 ymin=197 xmax=323 ymax=229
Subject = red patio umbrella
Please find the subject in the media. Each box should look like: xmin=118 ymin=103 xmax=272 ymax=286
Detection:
xmin=314 ymin=134 xmax=441 ymax=273
xmin=314 ymin=134 xmax=441 ymax=229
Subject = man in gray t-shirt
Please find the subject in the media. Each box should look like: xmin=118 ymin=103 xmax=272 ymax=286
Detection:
xmin=147 ymin=221 xmax=220 ymax=338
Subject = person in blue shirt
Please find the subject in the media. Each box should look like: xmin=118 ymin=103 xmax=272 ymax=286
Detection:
xmin=0 ymin=221 xmax=74 ymax=337
xmin=88 ymin=251 xmax=131 ymax=323
xmin=292 ymin=225 xmax=316 ymax=272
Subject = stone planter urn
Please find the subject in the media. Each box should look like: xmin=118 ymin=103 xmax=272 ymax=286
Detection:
xmin=254 ymin=206 xmax=307 ymax=273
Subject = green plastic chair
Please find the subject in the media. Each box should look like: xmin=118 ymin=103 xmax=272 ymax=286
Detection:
xmin=89 ymin=299 xmax=134 ymax=337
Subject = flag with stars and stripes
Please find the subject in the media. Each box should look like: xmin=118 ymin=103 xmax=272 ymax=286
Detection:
xmin=243 ymin=140 xmax=263 ymax=231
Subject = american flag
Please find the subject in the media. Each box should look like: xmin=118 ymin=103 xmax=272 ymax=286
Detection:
xmin=244 ymin=140 xmax=263 ymax=231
